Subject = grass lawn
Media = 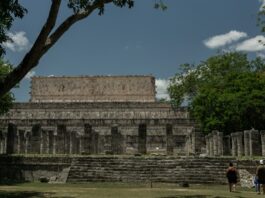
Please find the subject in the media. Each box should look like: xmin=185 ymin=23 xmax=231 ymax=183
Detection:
xmin=0 ymin=182 xmax=261 ymax=198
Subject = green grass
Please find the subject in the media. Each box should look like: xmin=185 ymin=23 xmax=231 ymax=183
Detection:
xmin=0 ymin=182 xmax=261 ymax=198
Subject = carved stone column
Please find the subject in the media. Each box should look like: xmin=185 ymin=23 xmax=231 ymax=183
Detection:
xmin=261 ymin=130 xmax=265 ymax=156
xmin=212 ymin=131 xmax=218 ymax=156
xmin=208 ymin=133 xmax=213 ymax=156
xmin=0 ymin=127 xmax=8 ymax=154
xmin=249 ymin=129 xmax=261 ymax=156
xmin=17 ymin=130 xmax=25 ymax=154
xmin=6 ymin=123 xmax=18 ymax=154
xmin=223 ymin=135 xmax=231 ymax=156
xmin=244 ymin=130 xmax=250 ymax=157
xmin=41 ymin=126 xmax=57 ymax=155
xmin=235 ymin=132 xmax=244 ymax=157
xmin=30 ymin=125 xmax=41 ymax=154
xmin=231 ymin=133 xmax=237 ymax=157
xmin=68 ymin=126 xmax=84 ymax=155
xmin=205 ymin=134 xmax=210 ymax=156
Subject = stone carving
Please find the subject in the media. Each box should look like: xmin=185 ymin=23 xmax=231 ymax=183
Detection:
xmin=30 ymin=76 xmax=156 ymax=102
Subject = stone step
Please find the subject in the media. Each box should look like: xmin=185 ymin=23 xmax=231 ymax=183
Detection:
xmin=66 ymin=157 xmax=233 ymax=184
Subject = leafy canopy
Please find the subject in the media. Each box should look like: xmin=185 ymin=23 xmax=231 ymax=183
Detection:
xmin=0 ymin=58 xmax=14 ymax=114
xmin=0 ymin=0 xmax=27 ymax=56
xmin=168 ymin=52 xmax=265 ymax=134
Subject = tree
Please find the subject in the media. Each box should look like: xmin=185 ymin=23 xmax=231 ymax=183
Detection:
xmin=0 ymin=0 xmax=167 ymax=99
xmin=0 ymin=0 xmax=27 ymax=56
xmin=0 ymin=58 xmax=15 ymax=114
xmin=168 ymin=52 xmax=265 ymax=134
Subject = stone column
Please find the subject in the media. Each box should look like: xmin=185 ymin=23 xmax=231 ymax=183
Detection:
xmin=30 ymin=125 xmax=41 ymax=154
xmin=56 ymin=125 xmax=66 ymax=154
xmin=25 ymin=131 xmax=31 ymax=154
xmin=0 ymin=130 xmax=3 ymax=154
xmin=17 ymin=126 xmax=31 ymax=154
xmin=212 ymin=131 xmax=218 ymax=156
xmin=249 ymin=129 xmax=261 ymax=156
xmin=217 ymin=131 xmax=223 ymax=156
xmin=244 ymin=130 xmax=250 ymax=157
xmin=138 ymin=124 xmax=147 ymax=154
xmin=208 ymin=133 xmax=213 ymax=156
xmin=261 ymin=130 xmax=265 ymax=156
xmin=6 ymin=123 xmax=18 ymax=154
xmin=17 ymin=130 xmax=25 ymax=154
xmin=205 ymin=134 xmax=210 ymax=156
xmin=69 ymin=131 xmax=78 ymax=154
xmin=166 ymin=124 xmax=173 ymax=155
xmin=235 ymin=132 xmax=244 ymax=157
xmin=40 ymin=130 xmax=48 ymax=154
xmin=48 ymin=130 xmax=55 ymax=154
xmin=68 ymin=126 xmax=84 ymax=155
xmin=223 ymin=135 xmax=231 ymax=156
xmin=0 ymin=127 xmax=8 ymax=154
xmin=231 ymin=133 xmax=237 ymax=157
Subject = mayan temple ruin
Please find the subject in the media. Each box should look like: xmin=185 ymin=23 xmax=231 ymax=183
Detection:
xmin=0 ymin=75 xmax=202 ymax=156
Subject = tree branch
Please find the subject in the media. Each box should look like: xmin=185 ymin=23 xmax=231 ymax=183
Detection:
xmin=0 ymin=0 xmax=61 ymax=97
xmin=0 ymin=0 xmax=114 ymax=98
xmin=42 ymin=0 xmax=113 ymax=55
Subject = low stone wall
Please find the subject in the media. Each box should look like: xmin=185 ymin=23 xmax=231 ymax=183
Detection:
xmin=0 ymin=155 xmax=72 ymax=182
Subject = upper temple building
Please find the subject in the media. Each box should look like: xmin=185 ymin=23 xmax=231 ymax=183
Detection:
xmin=0 ymin=75 xmax=202 ymax=156
xmin=30 ymin=76 xmax=156 ymax=103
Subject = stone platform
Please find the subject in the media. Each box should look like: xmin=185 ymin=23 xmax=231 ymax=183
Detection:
xmin=0 ymin=155 xmax=241 ymax=184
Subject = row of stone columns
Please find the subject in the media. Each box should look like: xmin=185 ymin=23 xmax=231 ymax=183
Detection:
xmin=206 ymin=129 xmax=265 ymax=157
xmin=0 ymin=123 xmax=179 ymax=155
xmin=205 ymin=130 xmax=223 ymax=156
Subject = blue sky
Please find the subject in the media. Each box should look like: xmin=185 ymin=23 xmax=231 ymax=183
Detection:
xmin=3 ymin=0 xmax=265 ymax=101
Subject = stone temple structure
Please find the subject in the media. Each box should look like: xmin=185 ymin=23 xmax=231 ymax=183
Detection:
xmin=0 ymin=76 xmax=201 ymax=155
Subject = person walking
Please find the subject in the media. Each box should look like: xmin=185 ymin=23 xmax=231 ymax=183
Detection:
xmin=256 ymin=160 xmax=265 ymax=194
xmin=226 ymin=162 xmax=238 ymax=192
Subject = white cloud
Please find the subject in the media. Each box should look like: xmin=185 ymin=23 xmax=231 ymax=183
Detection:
xmin=3 ymin=31 xmax=30 ymax=52
xmin=204 ymin=30 xmax=247 ymax=49
xmin=25 ymin=71 xmax=36 ymax=80
xmin=155 ymin=79 xmax=170 ymax=100
xmin=260 ymin=0 xmax=265 ymax=10
xmin=235 ymin=35 xmax=265 ymax=52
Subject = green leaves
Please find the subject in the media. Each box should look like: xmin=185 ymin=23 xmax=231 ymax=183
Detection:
xmin=0 ymin=0 xmax=27 ymax=56
xmin=67 ymin=0 xmax=134 ymax=15
xmin=169 ymin=52 xmax=265 ymax=134
xmin=0 ymin=58 xmax=14 ymax=115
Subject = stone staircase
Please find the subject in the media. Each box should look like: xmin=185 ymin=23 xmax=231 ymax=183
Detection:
xmin=67 ymin=156 xmax=233 ymax=184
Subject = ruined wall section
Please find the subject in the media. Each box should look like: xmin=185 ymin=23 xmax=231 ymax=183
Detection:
xmin=30 ymin=76 xmax=156 ymax=102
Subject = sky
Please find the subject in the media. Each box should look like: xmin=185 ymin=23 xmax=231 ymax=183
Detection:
xmin=3 ymin=0 xmax=265 ymax=101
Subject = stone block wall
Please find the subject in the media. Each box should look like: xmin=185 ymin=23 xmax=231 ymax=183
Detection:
xmin=30 ymin=76 xmax=156 ymax=102
xmin=0 ymin=102 xmax=198 ymax=156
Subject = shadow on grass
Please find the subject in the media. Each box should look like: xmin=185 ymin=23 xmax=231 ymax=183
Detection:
xmin=159 ymin=195 xmax=244 ymax=198
xmin=0 ymin=191 xmax=47 ymax=198
xmin=159 ymin=196 xmax=207 ymax=198
xmin=0 ymin=191 xmax=76 ymax=198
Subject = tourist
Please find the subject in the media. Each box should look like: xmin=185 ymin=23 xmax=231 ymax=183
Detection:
xmin=256 ymin=160 xmax=265 ymax=194
xmin=226 ymin=162 xmax=238 ymax=192
xmin=254 ymin=160 xmax=260 ymax=193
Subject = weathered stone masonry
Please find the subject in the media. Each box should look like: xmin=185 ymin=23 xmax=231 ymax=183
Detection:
xmin=0 ymin=76 xmax=202 ymax=155
xmin=206 ymin=129 xmax=264 ymax=157
xmin=0 ymin=102 xmax=198 ymax=155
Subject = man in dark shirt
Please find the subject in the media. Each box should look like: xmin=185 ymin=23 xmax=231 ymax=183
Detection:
xmin=256 ymin=160 xmax=265 ymax=194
